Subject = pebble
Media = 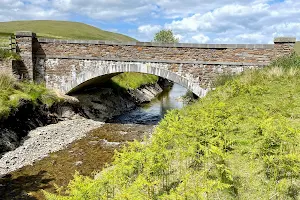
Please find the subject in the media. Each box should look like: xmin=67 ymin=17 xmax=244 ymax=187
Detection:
xmin=75 ymin=161 xmax=83 ymax=166
xmin=0 ymin=119 xmax=104 ymax=176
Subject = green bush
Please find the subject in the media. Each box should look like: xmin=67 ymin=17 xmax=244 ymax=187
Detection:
xmin=45 ymin=55 xmax=300 ymax=199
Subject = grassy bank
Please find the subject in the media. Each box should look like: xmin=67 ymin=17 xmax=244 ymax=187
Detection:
xmin=111 ymin=72 xmax=159 ymax=90
xmin=0 ymin=72 xmax=58 ymax=120
xmin=46 ymin=54 xmax=300 ymax=200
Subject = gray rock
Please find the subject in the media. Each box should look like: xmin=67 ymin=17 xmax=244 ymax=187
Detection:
xmin=75 ymin=161 xmax=83 ymax=166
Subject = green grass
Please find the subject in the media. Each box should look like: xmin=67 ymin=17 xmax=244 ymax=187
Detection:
xmin=295 ymin=41 xmax=300 ymax=55
xmin=0 ymin=20 xmax=136 ymax=41
xmin=0 ymin=49 xmax=20 ymax=60
xmin=111 ymin=72 xmax=159 ymax=90
xmin=46 ymin=55 xmax=300 ymax=200
xmin=0 ymin=35 xmax=10 ymax=48
xmin=0 ymin=72 xmax=59 ymax=120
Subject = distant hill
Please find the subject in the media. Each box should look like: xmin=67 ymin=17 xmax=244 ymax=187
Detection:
xmin=0 ymin=20 xmax=136 ymax=41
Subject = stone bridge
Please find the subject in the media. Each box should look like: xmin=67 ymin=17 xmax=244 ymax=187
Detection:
xmin=14 ymin=31 xmax=296 ymax=97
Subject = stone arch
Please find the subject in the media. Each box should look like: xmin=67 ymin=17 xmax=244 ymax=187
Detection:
xmin=60 ymin=61 xmax=208 ymax=97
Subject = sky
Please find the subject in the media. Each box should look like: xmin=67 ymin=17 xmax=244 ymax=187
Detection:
xmin=0 ymin=0 xmax=299 ymax=44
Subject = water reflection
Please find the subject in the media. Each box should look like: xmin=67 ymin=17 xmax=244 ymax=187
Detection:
xmin=109 ymin=84 xmax=188 ymax=125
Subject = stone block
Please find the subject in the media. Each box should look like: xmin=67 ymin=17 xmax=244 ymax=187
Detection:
xmin=274 ymin=37 xmax=296 ymax=43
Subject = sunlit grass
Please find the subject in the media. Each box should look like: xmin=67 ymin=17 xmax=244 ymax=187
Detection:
xmin=111 ymin=72 xmax=159 ymax=90
xmin=0 ymin=72 xmax=59 ymax=120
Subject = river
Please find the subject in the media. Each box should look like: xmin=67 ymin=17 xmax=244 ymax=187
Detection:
xmin=0 ymin=84 xmax=188 ymax=200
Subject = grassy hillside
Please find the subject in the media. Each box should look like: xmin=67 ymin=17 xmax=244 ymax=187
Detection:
xmin=0 ymin=20 xmax=136 ymax=41
xmin=46 ymin=54 xmax=300 ymax=200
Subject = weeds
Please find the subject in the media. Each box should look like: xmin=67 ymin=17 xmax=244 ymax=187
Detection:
xmin=0 ymin=49 xmax=20 ymax=60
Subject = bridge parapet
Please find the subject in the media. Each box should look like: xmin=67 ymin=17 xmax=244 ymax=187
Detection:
xmin=274 ymin=37 xmax=296 ymax=58
xmin=14 ymin=31 xmax=296 ymax=96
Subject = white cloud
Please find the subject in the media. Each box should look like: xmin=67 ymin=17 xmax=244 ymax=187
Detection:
xmin=138 ymin=24 xmax=162 ymax=35
xmin=192 ymin=34 xmax=210 ymax=43
xmin=51 ymin=0 xmax=156 ymax=21
xmin=0 ymin=0 xmax=299 ymax=44
xmin=162 ymin=0 xmax=300 ymax=43
xmin=0 ymin=0 xmax=66 ymax=21
xmin=136 ymin=24 xmax=162 ymax=41
xmin=174 ymin=34 xmax=183 ymax=42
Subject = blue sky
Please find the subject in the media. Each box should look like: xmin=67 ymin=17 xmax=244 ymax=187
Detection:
xmin=0 ymin=0 xmax=299 ymax=43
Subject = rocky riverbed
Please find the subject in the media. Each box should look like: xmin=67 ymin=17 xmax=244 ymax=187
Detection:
xmin=0 ymin=119 xmax=104 ymax=176
xmin=0 ymin=79 xmax=171 ymax=156
xmin=0 ymin=123 xmax=154 ymax=200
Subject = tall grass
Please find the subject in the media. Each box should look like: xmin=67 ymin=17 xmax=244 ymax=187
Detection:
xmin=0 ymin=71 xmax=58 ymax=120
xmin=0 ymin=49 xmax=20 ymax=60
xmin=270 ymin=52 xmax=300 ymax=69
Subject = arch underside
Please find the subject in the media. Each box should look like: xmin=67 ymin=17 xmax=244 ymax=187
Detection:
xmin=61 ymin=61 xmax=208 ymax=97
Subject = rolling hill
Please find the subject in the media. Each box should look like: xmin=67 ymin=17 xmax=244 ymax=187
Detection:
xmin=0 ymin=20 xmax=136 ymax=41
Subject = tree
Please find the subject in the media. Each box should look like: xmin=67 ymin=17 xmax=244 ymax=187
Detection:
xmin=153 ymin=29 xmax=179 ymax=43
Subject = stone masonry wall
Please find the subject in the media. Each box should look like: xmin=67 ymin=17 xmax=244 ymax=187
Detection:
xmin=35 ymin=39 xmax=276 ymax=64
xmin=37 ymin=58 xmax=260 ymax=96
xmin=13 ymin=32 xmax=296 ymax=96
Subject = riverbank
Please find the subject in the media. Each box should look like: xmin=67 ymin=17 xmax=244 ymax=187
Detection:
xmin=0 ymin=75 xmax=170 ymax=155
xmin=0 ymin=119 xmax=104 ymax=176
xmin=0 ymin=77 xmax=171 ymax=177
xmin=0 ymin=82 xmax=188 ymax=200
xmin=0 ymin=123 xmax=154 ymax=200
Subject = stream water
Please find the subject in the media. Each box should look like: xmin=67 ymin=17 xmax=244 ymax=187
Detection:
xmin=0 ymin=84 xmax=188 ymax=200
